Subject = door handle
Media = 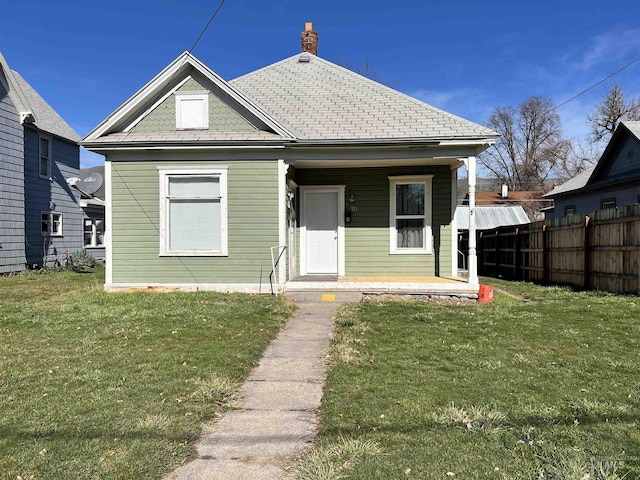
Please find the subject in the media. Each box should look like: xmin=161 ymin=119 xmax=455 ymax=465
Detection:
xmin=334 ymin=232 xmax=338 ymax=240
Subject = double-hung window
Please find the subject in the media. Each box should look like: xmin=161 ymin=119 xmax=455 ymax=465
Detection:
xmin=600 ymin=198 xmax=616 ymax=209
xmin=158 ymin=167 xmax=228 ymax=256
xmin=39 ymin=136 xmax=51 ymax=178
xmin=41 ymin=212 xmax=62 ymax=236
xmin=84 ymin=218 xmax=105 ymax=247
xmin=389 ymin=175 xmax=433 ymax=254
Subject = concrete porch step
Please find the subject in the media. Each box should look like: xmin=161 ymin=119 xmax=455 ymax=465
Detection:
xmin=285 ymin=291 xmax=363 ymax=303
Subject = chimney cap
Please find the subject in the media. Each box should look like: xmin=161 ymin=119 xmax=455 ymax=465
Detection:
xmin=305 ymin=22 xmax=313 ymax=32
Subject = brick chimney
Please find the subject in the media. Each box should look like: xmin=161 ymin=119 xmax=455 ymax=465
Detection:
xmin=301 ymin=22 xmax=318 ymax=55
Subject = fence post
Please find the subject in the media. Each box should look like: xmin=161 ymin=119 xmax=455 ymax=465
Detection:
xmin=494 ymin=228 xmax=500 ymax=278
xmin=542 ymin=224 xmax=549 ymax=284
xmin=514 ymin=227 xmax=521 ymax=280
xmin=478 ymin=231 xmax=483 ymax=275
xmin=583 ymin=215 xmax=591 ymax=290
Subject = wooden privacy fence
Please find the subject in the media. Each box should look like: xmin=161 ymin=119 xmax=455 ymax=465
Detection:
xmin=471 ymin=204 xmax=640 ymax=295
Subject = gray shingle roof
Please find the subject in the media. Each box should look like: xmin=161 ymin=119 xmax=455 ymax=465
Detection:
xmin=231 ymin=54 xmax=497 ymax=141
xmin=88 ymin=130 xmax=284 ymax=145
xmin=544 ymin=167 xmax=595 ymax=197
xmin=455 ymin=205 xmax=530 ymax=230
xmin=623 ymin=120 xmax=640 ymax=138
xmin=11 ymin=70 xmax=80 ymax=143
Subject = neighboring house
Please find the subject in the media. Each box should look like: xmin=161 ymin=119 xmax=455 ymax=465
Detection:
xmin=0 ymin=52 xmax=82 ymax=273
xmin=83 ymin=25 xmax=498 ymax=294
xmin=544 ymin=121 xmax=640 ymax=218
xmin=79 ymin=166 xmax=106 ymax=261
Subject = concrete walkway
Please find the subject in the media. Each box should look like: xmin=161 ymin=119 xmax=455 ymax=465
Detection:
xmin=167 ymin=293 xmax=358 ymax=480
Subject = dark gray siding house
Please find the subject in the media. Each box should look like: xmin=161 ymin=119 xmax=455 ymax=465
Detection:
xmin=0 ymin=67 xmax=25 ymax=273
xmin=0 ymin=51 xmax=82 ymax=272
xmin=545 ymin=121 xmax=640 ymax=219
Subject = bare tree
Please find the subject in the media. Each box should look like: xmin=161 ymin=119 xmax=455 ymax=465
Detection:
xmin=554 ymin=138 xmax=599 ymax=180
xmin=335 ymin=57 xmax=398 ymax=87
xmin=480 ymin=96 xmax=571 ymax=191
xmin=588 ymin=83 xmax=640 ymax=143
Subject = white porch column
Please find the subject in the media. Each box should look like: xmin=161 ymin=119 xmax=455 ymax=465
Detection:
xmin=278 ymin=160 xmax=288 ymax=288
xmin=465 ymin=156 xmax=479 ymax=289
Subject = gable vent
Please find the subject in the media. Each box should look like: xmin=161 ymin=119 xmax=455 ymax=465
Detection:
xmin=298 ymin=54 xmax=311 ymax=63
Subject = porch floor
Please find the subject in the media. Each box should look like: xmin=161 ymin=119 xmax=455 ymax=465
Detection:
xmin=286 ymin=275 xmax=477 ymax=296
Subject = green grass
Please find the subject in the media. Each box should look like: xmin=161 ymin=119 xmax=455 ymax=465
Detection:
xmin=297 ymin=281 xmax=640 ymax=479
xmin=0 ymin=266 xmax=296 ymax=479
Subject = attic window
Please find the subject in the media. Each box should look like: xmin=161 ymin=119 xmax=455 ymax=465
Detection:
xmin=175 ymin=92 xmax=209 ymax=129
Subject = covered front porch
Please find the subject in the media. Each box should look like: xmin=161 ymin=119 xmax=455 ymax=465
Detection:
xmin=277 ymin=150 xmax=483 ymax=297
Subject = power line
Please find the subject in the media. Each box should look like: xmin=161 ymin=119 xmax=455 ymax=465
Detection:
xmin=105 ymin=0 xmax=228 ymax=285
xmin=189 ymin=0 xmax=227 ymax=54
xmin=549 ymin=55 xmax=640 ymax=113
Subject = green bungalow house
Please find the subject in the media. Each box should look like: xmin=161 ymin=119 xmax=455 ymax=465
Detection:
xmin=83 ymin=26 xmax=497 ymax=295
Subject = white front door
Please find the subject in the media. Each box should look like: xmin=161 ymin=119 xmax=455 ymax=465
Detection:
xmin=305 ymin=191 xmax=339 ymax=274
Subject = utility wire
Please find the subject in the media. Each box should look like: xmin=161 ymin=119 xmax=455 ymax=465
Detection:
xmin=189 ymin=0 xmax=226 ymax=54
xmin=549 ymin=55 xmax=640 ymax=113
xmin=105 ymin=0 xmax=228 ymax=285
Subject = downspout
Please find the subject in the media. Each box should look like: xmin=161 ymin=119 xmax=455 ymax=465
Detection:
xmin=465 ymin=156 xmax=479 ymax=289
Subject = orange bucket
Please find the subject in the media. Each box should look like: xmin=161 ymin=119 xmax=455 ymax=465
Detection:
xmin=478 ymin=285 xmax=494 ymax=303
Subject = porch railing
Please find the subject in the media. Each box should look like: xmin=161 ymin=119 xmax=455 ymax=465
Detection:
xmin=269 ymin=245 xmax=287 ymax=296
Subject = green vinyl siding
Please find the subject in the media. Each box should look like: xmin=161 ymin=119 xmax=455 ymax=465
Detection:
xmin=295 ymin=166 xmax=453 ymax=277
xmin=132 ymin=74 xmax=256 ymax=133
xmin=111 ymin=160 xmax=279 ymax=284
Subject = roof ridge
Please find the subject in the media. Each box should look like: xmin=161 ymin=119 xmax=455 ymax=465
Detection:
xmin=230 ymin=53 xmax=303 ymax=83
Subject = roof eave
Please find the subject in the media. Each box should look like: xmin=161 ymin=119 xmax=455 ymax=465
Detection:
xmin=290 ymin=136 xmax=498 ymax=147
xmin=82 ymin=139 xmax=292 ymax=152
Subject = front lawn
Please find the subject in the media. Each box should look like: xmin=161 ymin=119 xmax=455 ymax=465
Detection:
xmin=299 ymin=281 xmax=640 ymax=479
xmin=0 ymin=267 xmax=296 ymax=479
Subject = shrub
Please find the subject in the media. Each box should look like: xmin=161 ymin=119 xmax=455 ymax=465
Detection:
xmin=69 ymin=249 xmax=98 ymax=272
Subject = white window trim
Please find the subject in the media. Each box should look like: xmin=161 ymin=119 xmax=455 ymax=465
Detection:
xmin=39 ymin=135 xmax=51 ymax=179
xmin=158 ymin=166 xmax=228 ymax=257
xmin=41 ymin=212 xmax=63 ymax=237
xmin=389 ymin=175 xmax=433 ymax=254
xmin=175 ymin=91 xmax=209 ymax=129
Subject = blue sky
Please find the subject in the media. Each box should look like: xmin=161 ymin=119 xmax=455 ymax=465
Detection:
xmin=2 ymin=0 xmax=639 ymax=168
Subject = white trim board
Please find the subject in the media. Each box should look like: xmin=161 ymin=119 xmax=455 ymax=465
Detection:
xmin=105 ymin=161 xmax=113 ymax=285
xmin=104 ymin=282 xmax=283 ymax=294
